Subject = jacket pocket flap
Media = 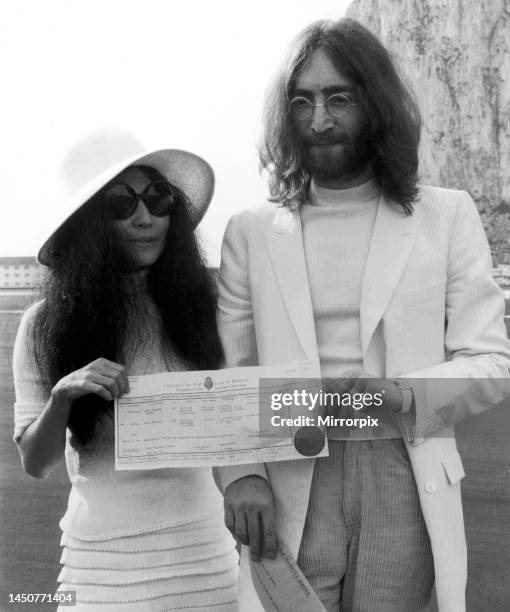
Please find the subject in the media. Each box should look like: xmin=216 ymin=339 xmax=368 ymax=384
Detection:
xmin=399 ymin=278 xmax=446 ymax=307
xmin=442 ymin=452 xmax=465 ymax=485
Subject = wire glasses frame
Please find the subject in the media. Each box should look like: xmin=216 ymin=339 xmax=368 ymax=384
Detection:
xmin=289 ymin=93 xmax=357 ymax=121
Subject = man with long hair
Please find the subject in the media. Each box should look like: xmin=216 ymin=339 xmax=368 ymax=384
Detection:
xmin=215 ymin=18 xmax=510 ymax=612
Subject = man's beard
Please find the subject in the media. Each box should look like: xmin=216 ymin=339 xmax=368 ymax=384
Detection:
xmin=299 ymin=129 xmax=373 ymax=184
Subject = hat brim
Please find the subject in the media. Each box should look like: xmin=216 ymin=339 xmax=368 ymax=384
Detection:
xmin=37 ymin=149 xmax=214 ymax=265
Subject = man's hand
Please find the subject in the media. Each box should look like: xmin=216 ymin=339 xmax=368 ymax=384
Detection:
xmin=346 ymin=373 xmax=405 ymax=414
xmin=322 ymin=371 xmax=404 ymax=417
xmin=223 ymin=475 xmax=277 ymax=562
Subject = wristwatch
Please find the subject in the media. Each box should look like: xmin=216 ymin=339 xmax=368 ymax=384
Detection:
xmin=390 ymin=379 xmax=415 ymax=414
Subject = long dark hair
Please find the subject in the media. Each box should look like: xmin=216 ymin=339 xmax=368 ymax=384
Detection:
xmin=260 ymin=18 xmax=421 ymax=213
xmin=33 ymin=165 xmax=223 ymax=445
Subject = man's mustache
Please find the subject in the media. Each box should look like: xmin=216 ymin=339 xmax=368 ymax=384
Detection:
xmin=300 ymin=134 xmax=352 ymax=146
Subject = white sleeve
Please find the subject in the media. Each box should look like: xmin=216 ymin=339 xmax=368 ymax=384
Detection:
xmin=12 ymin=303 xmax=48 ymax=442
xmin=216 ymin=213 xmax=268 ymax=489
xmin=399 ymin=192 xmax=510 ymax=442
xmin=217 ymin=213 xmax=259 ymax=367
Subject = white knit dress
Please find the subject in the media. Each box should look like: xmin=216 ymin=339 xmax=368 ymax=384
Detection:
xmin=13 ymin=304 xmax=238 ymax=611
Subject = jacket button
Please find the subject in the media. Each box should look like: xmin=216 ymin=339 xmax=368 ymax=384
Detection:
xmin=425 ymin=481 xmax=437 ymax=494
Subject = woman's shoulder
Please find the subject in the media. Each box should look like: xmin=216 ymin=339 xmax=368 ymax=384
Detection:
xmin=21 ymin=298 xmax=44 ymax=322
xmin=24 ymin=299 xmax=44 ymax=317
xmin=15 ymin=300 xmax=44 ymax=343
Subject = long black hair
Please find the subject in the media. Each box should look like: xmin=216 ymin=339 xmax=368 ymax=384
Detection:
xmin=33 ymin=165 xmax=223 ymax=445
xmin=260 ymin=18 xmax=422 ymax=213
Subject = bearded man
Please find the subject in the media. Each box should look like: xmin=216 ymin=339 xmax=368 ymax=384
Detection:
xmin=215 ymin=18 xmax=510 ymax=612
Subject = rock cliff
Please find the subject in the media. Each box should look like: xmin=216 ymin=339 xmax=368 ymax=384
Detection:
xmin=346 ymin=0 xmax=510 ymax=262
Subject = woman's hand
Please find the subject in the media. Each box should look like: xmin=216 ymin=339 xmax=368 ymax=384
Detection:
xmin=51 ymin=358 xmax=129 ymax=403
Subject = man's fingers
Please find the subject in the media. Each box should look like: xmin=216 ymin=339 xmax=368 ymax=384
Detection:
xmin=235 ymin=512 xmax=249 ymax=546
xmin=262 ymin=514 xmax=277 ymax=559
xmin=223 ymin=476 xmax=276 ymax=557
xmin=327 ymin=397 xmax=339 ymax=418
xmin=224 ymin=506 xmax=235 ymax=536
xmin=324 ymin=376 xmax=357 ymax=418
xmin=257 ymin=494 xmax=276 ymax=559
xmin=247 ymin=512 xmax=262 ymax=561
xmin=342 ymin=377 xmax=358 ymax=393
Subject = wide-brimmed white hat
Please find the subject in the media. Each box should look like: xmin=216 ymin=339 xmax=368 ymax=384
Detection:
xmin=37 ymin=128 xmax=215 ymax=265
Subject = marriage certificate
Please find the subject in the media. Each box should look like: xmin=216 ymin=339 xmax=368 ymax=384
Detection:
xmin=114 ymin=360 xmax=325 ymax=470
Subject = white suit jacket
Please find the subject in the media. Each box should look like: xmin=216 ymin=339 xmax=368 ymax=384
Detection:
xmin=216 ymin=185 xmax=510 ymax=612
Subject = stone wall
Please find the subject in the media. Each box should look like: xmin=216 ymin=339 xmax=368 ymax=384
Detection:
xmin=346 ymin=0 xmax=510 ymax=263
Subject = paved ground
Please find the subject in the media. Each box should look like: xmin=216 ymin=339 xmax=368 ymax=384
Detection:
xmin=0 ymin=290 xmax=509 ymax=611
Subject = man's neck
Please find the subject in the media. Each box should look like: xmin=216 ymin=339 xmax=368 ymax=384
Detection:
xmin=312 ymin=166 xmax=373 ymax=190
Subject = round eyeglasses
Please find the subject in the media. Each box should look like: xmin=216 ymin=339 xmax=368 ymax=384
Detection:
xmin=289 ymin=93 xmax=357 ymax=121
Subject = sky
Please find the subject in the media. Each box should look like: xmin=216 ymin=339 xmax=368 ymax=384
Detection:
xmin=1 ymin=0 xmax=351 ymax=265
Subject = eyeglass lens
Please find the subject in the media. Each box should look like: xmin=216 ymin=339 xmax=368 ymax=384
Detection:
xmin=290 ymin=93 xmax=354 ymax=120
xmin=105 ymin=180 xmax=176 ymax=220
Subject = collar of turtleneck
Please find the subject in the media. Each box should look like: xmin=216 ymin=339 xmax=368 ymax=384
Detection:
xmin=307 ymin=178 xmax=380 ymax=208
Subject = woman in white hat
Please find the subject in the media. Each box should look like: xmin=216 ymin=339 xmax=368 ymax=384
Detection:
xmin=12 ymin=130 xmax=238 ymax=610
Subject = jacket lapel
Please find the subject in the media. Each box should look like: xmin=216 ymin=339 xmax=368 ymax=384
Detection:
xmin=266 ymin=205 xmax=319 ymax=360
xmin=360 ymin=197 xmax=422 ymax=359
xmin=266 ymin=197 xmax=422 ymax=366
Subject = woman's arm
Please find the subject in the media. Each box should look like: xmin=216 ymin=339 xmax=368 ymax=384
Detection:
xmin=16 ymin=358 xmax=129 ymax=478
xmin=13 ymin=307 xmax=129 ymax=478
xmin=16 ymin=391 xmax=72 ymax=478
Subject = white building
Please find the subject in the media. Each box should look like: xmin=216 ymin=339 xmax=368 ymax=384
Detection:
xmin=1 ymin=256 xmax=509 ymax=293
xmin=0 ymin=257 xmax=46 ymax=288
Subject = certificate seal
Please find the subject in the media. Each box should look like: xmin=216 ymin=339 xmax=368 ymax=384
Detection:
xmin=293 ymin=426 xmax=325 ymax=457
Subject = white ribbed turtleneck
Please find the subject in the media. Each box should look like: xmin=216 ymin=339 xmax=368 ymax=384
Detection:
xmin=301 ymin=178 xmax=380 ymax=378
xmin=300 ymin=179 xmax=400 ymax=439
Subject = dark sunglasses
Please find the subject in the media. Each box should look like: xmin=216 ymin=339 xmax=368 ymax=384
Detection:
xmin=104 ymin=179 xmax=178 ymax=220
